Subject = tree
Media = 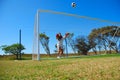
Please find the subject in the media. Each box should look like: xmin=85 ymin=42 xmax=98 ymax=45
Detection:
xmin=89 ymin=25 xmax=120 ymax=54
xmin=1 ymin=43 xmax=25 ymax=59
xmin=75 ymin=36 xmax=95 ymax=55
xmin=39 ymin=33 xmax=50 ymax=55
xmin=89 ymin=29 xmax=104 ymax=54
xmin=65 ymin=33 xmax=77 ymax=53
xmin=88 ymin=37 xmax=97 ymax=54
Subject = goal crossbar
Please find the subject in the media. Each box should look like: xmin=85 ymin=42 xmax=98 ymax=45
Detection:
xmin=38 ymin=9 xmax=120 ymax=25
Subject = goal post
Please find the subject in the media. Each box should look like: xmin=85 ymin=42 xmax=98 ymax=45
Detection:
xmin=32 ymin=9 xmax=120 ymax=60
xmin=32 ymin=10 xmax=40 ymax=60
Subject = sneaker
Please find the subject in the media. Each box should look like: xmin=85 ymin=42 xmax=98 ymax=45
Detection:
xmin=57 ymin=56 xmax=60 ymax=59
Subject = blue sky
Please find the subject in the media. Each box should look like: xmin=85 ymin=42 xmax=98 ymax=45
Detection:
xmin=0 ymin=0 xmax=120 ymax=55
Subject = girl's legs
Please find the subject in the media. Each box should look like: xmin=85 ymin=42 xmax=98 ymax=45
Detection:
xmin=57 ymin=46 xmax=64 ymax=58
xmin=57 ymin=46 xmax=60 ymax=58
xmin=59 ymin=47 xmax=64 ymax=57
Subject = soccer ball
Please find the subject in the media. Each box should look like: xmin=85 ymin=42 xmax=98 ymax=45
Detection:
xmin=71 ymin=2 xmax=76 ymax=8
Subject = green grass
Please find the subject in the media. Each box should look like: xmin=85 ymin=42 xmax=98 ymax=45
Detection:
xmin=0 ymin=54 xmax=120 ymax=80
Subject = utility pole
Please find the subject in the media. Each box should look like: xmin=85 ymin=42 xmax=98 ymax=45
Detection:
xmin=19 ymin=29 xmax=22 ymax=60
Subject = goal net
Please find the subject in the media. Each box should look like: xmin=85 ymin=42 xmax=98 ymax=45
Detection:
xmin=32 ymin=9 xmax=120 ymax=60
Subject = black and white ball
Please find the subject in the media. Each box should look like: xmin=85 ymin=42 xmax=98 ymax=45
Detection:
xmin=71 ymin=2 xmax=76 ymax=8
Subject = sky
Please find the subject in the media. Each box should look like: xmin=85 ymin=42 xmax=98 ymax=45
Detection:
xmin=0 ymin=0 xmax=120 ymax=55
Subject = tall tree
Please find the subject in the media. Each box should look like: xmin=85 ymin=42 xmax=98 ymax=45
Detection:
xmin=65 ymin=33 xmax=77 ymax=53
xmin=39 ymin=33 xmax=50 ymax=55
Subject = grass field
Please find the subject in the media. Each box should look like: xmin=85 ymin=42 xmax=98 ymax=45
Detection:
xmin=0 ymin=54 xmax=120 ymax=80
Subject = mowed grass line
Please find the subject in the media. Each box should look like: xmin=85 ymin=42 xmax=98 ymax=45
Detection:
xmin=0 ymin=57 xmax=120 ymax=80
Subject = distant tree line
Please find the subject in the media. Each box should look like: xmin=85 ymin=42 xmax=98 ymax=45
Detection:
xmin=40 ymin=25 xmax=120 ymax=55
xmin=0 ymin=25 xmax=120 ymax=59
xmin=75 ymin=25 xmax=120 ymax=55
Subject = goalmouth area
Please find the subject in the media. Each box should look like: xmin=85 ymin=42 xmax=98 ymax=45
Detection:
xmin=32 ymin=9 xmax=120 ymax=60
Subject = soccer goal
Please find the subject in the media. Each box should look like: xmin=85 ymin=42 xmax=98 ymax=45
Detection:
xmin=32 ymin=9 xmax=120 ymax=60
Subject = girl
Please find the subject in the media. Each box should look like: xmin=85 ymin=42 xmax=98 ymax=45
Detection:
xmin=56 ymin=33 xmax=69 ymax=58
